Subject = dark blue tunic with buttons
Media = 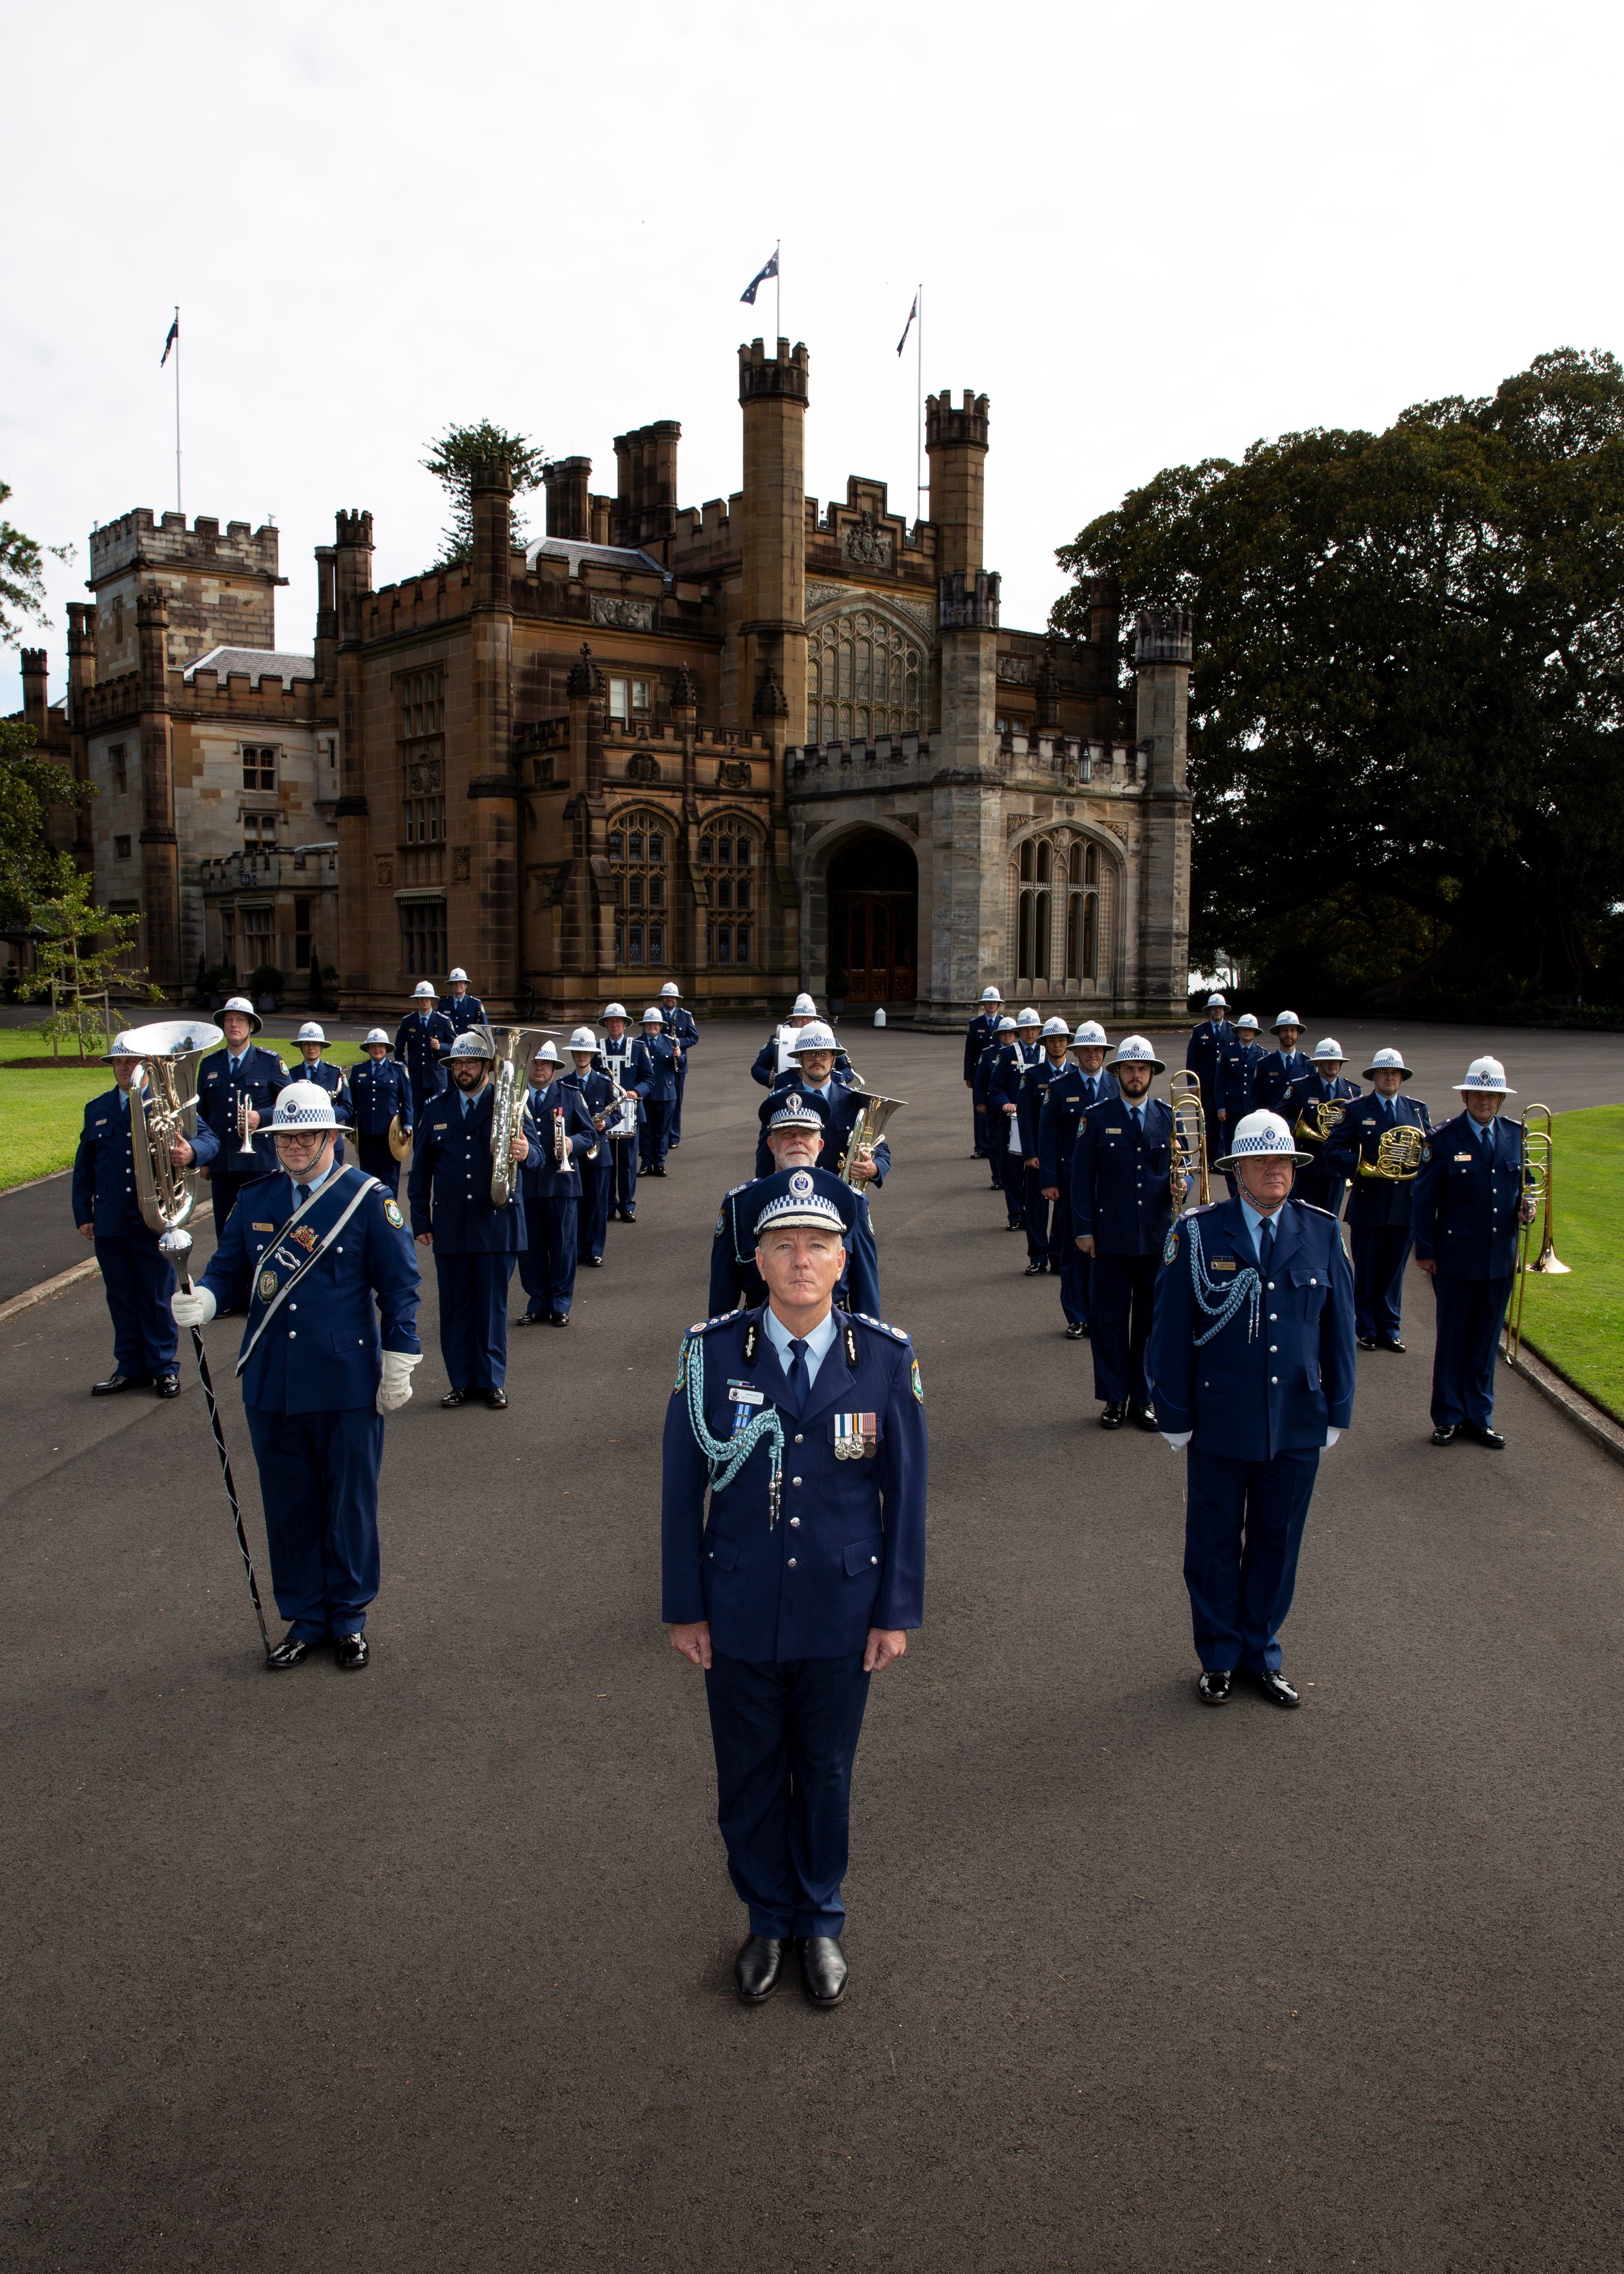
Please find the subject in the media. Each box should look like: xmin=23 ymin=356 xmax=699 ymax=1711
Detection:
xmin=1411 ymin=1109 xmax=1526 ymax=1429
xmin=72 ymin=1084 xmax=221 ymax=1374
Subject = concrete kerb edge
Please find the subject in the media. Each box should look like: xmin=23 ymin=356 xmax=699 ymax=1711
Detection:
xmin=0 ymin=1202 xmax=216 ymax=1331
xmin=1505 ymin=1338 xmax=1624 ymax=1470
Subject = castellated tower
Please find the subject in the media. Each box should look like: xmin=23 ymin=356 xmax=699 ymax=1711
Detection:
xmin=738 ymin=339 xmax=809 ymax=751
xmin=466 ymin=456 xmax=519 ymax=1005
xmin=332 ymin=507 xmax=375 ymax=1000
xmin=136 ymin=584 xmax=181 ymax=989
xmin=1134 ymin=608 xmax=1195 ymax=1018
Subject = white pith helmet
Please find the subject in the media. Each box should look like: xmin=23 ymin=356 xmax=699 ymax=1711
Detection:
xmin=530 ymin=1041 xmax=561 ymax=1066
xmin=1016 ymin=1007 xmax=1041 ymax=1029
xmin=1236 ymin=1013 xmax=1260 ymax=1032
xmin=1073 ymin=1020 xmax=1107 ymax=1046
xmin=996 ymin=1015 xmax=1017 ymax=1033
xmin=448 ymin=1031 xmax=492 ymax=1061
xmin=1215 ymin=1107 xmax=1311 ymax=1170
xmin=981 ymin=986 xmax=1002 ymax=1004
xmin=1113 ymin=1033 xmax=1167 ymax=1074
xmin=1272 ymin=1010 xmax=1302 ymax=1033
xmin=1363 ymin=1046 xmax=1412 ymax=1080
xmin=221 ymin=993 xmax=263 ymax=1032
xmin=641 ymin=1006 xmax=664 ymax=1025
xmin=269 ymin=1079 xmax=351 ymax=1134
xmin=1312 ymin=1038 xmax=1343 ymax=1062
xmin=791 ymin=992 xmax=817 ymax=1017
xmin=1041 ymin=1016 xmax=1070 ymax=1037
xmin=412 ymin=981 xmax=437 ymax=1000
xmin=364 ymin=1027 xmax=391 ymax=1047
xmin=603 ymin=1001 xmax=628 ymax=1021
xmin=1205 ymin=992 xmax=1228 ymax=1009
xmin=106 ymin=1031 xmax=141 ymax=1059
xmin=1456 ymin=1055 xmax=1514 ymax=1094
xmin=567 ymin=1026 xmax=598 ymax=1053
xmin=449 ymin=968 xmax=469 ymax=984
xmin=788 ymin=1021 xmax=839 ymax=1054
xmin=661 ymin=981 xmax=680 ymax=998
xmin=296 ymin=1022 xmax=326 ymax=1045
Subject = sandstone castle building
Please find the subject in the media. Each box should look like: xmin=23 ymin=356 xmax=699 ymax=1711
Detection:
xmin=40 ymin=336 xmax=1192 ymax=1027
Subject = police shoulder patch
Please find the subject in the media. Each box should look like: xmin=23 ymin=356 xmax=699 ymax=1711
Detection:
xmin=911 ymin=1357 xmax=924 ymax=1405
xmin=275 ymin=1057 xmax=288 ymax=1075
xmin=384 ymin=1198 xmax=405 ymax=1229
xmin=1163 ymin=1225 xmax=1180 ymax=1265
xmin=674 ymin=1341 xmax=689 ymax=1392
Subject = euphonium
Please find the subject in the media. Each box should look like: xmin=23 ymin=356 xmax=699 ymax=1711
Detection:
xmin=124 ymin=1019 xmax=224 ymax=1236
xmin=488 ymin=1027 xmax=544 ymax=1208
xmin=839 ymin=1090 xmax=906 ymax=1194
xmin=1505 ymin=1103 xmax=1570 ymax=1362
xmin=1169 ymin=1070 xmax=1210 ymax=1213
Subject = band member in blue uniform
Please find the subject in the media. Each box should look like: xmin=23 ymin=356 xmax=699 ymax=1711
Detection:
xmin=395 ymin=980 xmax=456 ymax=1124
xmin=407 ymin=1030 xmax=533 ymax=1409
xmin=963 ymin=985 xmax=1004 ymax=1155
xmin=660 ymin=981 xmax=699 ymax=1146
xmin=562 ymin=1027 xmax=616 ymax=1266
xmin=1016 ymin=1017 xmax=1075 ymax=1274
xmin=632 ymin=1006 xmax=680 ymax=1176
xmin=171 ymin=1081 xmax=422 ymax=1670
xmin=1290 ymin=1038 xmax=1359 ymax=1212
xmin=754 ymin=1025 xmax=888 ymax=1186
xmin=1257 ymin=1011 xmax=1314 ymax=1115
xmin=1216 ymin=1012 xmax=1265 ymax=1137
xmin=196 ymin=995 xmax=291 ymax=1252
xmin=439 ymin=967 xmax=487 ymax=1036
xmin=663 ymin=1180 xmax=926 ymax=2008
xmin=1320 ymin=1047 xmax=1431 ymax=1353
xmin=348 ymin=1029 xmax=413 ymax=1199
xmin=751 ymin=993 xmax=818 ymax=1089
xmin=988 ymin=1007 xmax=1041 ymax=1232
xmin=977 ymin=1015 xmax=1015 ymax=1195
xmin=73 ymin=1032 xmax=220 ymax=1398
xmin=1071 ymin=1035 xmax=1178 ymax=1429
xmin=292 ymin=1023 xmax=350 ymax=1166
xmin=1149 ymin=1110 xmax=1356 ymax=1708
xmin=1038 ymin=1020 xmax=1118 ymax=1339
xmin=1184 ymin=991 xmax=1234 ymax=1140
xmin=1412 ymin=1055 xmax=1534 ymax=1449
xmin=711 ymin=1100 xmax=881 ymax=1320
xmin=598 ymin=1003 xmax=642 ymax=1221
xmin=516 ymin=1041 xmax=596 ymax=1327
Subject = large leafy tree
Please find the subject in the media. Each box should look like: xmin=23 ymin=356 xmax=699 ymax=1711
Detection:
xmin=0 ymin=719 xmax=86 ymax=932
xmin=1051 ymin=349 xmax=1624 ymax=1008
xmin=0 ymin=478 xmax=73 ymax=645
xmin=422 ymin=420 xmax=546 ymax=568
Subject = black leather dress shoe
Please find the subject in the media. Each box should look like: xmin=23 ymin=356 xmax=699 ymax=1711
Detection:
xmin=1380 ymin=1337 xmax=1407 ymax=1354
xmin=619 ymin=1210 xmax=637 ymax=1223
xmin=154 ymin=1374 xmax=180 ymax=1399
xmin=1024 ymin=1258 xmax=1048 ymax=1276
xmin=441 ymin=1385 xmax=473 ymax=1408
xmin=265 ymin=1631 xmax=312 ymax=1670
xmin=734 ymin=1934 xmax=787 ymax=2003
xmin=1357 ymin=1334 xmax=1380 ymax=1351
xmin=1197 ymin=1669 xmax=1232 ymax=1707
xmin=514 ymin=1313 xmax=547 ymax=1327
xmin=1256 ymin=1669 xmax=1300 ymax=1708
xmin=1463 ymin=1421 xmax=1506 ymax=1449
xmin=1431 ymin=1423 xmax=1459 ymax=1446
xmin=797 ymin=1935 xmax=849 ymax=2007
xmin=1065 ymin=1322 xmax=1086 ymax=1340
xmin=333 ymin=1632 xmax=369 ymax=1671
xmin=1135 ymin=1404 xmax=1159 ymax=1432
xmin=486 ymin=1386 xmax=509 ymax=1409
xmin=583 ymin=1255 xmax=604 ymax=1267
xmin=549 ymin=1313 xmax=570 ymax=1328
xmin=1100 ymin=1402 xmax=1126 ymax=1430
xmin=91 ymin=1373 xmax=151 ymax=1396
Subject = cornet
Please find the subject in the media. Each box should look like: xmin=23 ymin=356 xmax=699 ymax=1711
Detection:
xmin=231 ymin=1092 xmax=263 ymax=1168
xmin=123 ymin=1019 xmax=225 ymax=1237
xmin=1169 ymin=1070 xmax=1210 ymax=1213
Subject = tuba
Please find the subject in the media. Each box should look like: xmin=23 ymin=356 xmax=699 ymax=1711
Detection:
xmin=1505 ymin=1103 xmax=1570 ymax=1361
xmin=487 ymin=1026 xmax=545 ymax=1207
xmin=1360 ymin=1123 xmax=1427 ymax=1180
xmin=838 ymin=1090 xmax=905 ymax=1196
xmin=125 ymin=1019 xmax=225 ymax=1236
xmin=1169 ymin=1070 xmax=1210 ymax=1213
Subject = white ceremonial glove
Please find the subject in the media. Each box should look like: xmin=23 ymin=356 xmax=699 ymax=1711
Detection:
xmin=1161 ymin=1430 xmax=1192 ymax=1451
xmin=376 ymin=1350 xmax=421 ymax=1415
xmin=1323 ymin=1426 xmax=1341 ymax=1449
xmin=171 ymin=1285 xmax=216 ymax=1328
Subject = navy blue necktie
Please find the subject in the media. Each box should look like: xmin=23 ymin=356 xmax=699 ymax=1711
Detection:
xmin=1260 ymin=1221 xmax=1275 ymax=1278
xmin=297 ymin=1184 xmax=310 ymax=1206
xmin=786 ymin=1337 xmax=811 ymax=1413
xmin=1083 ymin=1078 xmax=1095 ymax=1103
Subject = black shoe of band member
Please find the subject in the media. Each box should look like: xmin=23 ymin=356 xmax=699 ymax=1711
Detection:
xmin=1134 ymin=1404 xmax=1159 ymax=1432
xmin=486 ymin=1387 xmax=509 ymax=1409
xmin=154 ymin=1374 xmax=181 ymax=1399
xmin=1256 ymin=1669 xmax=1300 ymax=1708
xmin=1462 ymin=1421 xmax=1505 ymax=1449
xmin=1431 ymin=1423 xmax=1459 ymax=1446
xmin=1065 ymin=1322 xmax=1086 ymax=1340
xmin=1100 ymin=1401 xmax=1127 ymax=1430
xmin=549 ymin=1314 xmax=570 ymax=1328
xmin=1197 ymin=1669 xmax=1232 ymax=1707
xmin=334 ymin=1632 xmax=369 ymax=1671
xmin=734 ymin=1934 xmax=787 ymax=2003
xmin=91 ymin=1372 xmax=151 ymax=1396
xmin=441 ymin=1385 xmax=474 ymax=1408
xmin=1357 ymin=1335 xmax=1380 ymax=1351
xmin=583 ymin=1255 xmax=604 ymax=1267
xmin=797 ymin=1935 xmax=849 ymax=2007
xmin=1380 ymin=1338 xmax=1406 ymax=1354
xmin=1024 ymin=1259 xmax=1047 ymax=1276
xmin=265 ymin=1630 xmax=313 ymax=1670
xmin=514 ymin=1313 xmax=546 ymax=1328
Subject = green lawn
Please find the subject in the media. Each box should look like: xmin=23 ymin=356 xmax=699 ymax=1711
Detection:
xmin=1514 ymin=1103 xmax=1624 ymax=1424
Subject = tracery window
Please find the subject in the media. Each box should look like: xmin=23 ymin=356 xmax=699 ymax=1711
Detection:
xmin=608 ymin=807 xmax=668 ymax=968
xmin=700 ymin=821 xmax=758 ymax=967
xmin=1067 ymin=841 xmax=1101 ymax=982
xmin=399 ymin=669 xmax=444 ymax=738
xmin=806 ymin=609 xmax=924 ymax=745
xmin=1016 ymin=837 xmax=1052 ymax=984
xmin=1012 ymin=833 xmax=1114 ymax=995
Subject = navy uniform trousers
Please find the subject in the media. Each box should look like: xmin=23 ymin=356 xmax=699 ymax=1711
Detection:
xmin=608 ymin=1134 xmax=638 ymax=1217
xmin=434 ymin=1253 xmax=516 ymax=1389
xmin=356 ymin=1133 xmax=402 ymax=1200
xmin=1354 ymin=1229 xmax=1412 ymax=1341
xmin=1183 ymin=1449 xmax=1320 ymax=1675
xmin=1429 ymin=1274 xmax=1514 ymax=1429
xmin=245 ymin=1407 xmax=384 ymax=1641
xmin=1089 ymin=1254 xmax=1159 ymax=1405
xmin=97 ymin=1233 xmax=179 ymax=1376
xmin=579 ymin=1157 xmax=612 ymax=1258
xmin=519 ymin=1197 xmax=579 ymax=1319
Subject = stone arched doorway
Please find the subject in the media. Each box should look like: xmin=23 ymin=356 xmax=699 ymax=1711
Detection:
xmin=827 ymin=833 xmax=918 ymax=1005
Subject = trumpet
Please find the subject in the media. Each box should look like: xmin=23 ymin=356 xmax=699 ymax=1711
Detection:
xmin=231 ymin=1091 xmax=262 ymax=1168
xmin=1169 ymin=1070 xmax=1210 ymax=1212
xmin=126 ymin=1019 xmax=224 ymax=1236
xmin=488 ymin=1026 xmax=544 ymax=1208
xmin=1358 ymin=1123 xmax=1427 ymax=1180
xmin=1506 ymin=1102 xmax=1570 ymax=1361
xmin=838 ymin=1090 xmax=905 ymax=1196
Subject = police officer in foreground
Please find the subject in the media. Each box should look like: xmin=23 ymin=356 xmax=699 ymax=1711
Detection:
xmin=516 ymin=1041 xmax=596 ymax=1327
xmin=171 ymin=1081 xmax=422 ymax=1670
xmin=662 ymin=1180 xmax=926 ymax=2008
xmin=1411 ymin=1055 xmax=1533 ymax=1450
xmin=1321 ymin=1047 xmax=1432 ymax=1353
xmin=1290 ymin=1038 xmax=1359 ymax=1212
xmin=711 ymin=1099 xmax=881 ymax=1320
xmin=1257 ymin=1011 xmax=1313 ymax=1115
xmin=754 ymin=1024 xmax=887 ymax=1185
xmin=395 ymin=980 xmax=456 ymax=1126
xmin=598 ymin=1003 xmax=642 ymax=1222
xmin=632 ymin=1006 xmax=681 ymax=1176
xmin=349 ymin=1029 xmax=413 ymax=1199
xmin=963 ymin=985 xmax=1004 ymax=1156
xmin=660 ymin=981 xmax=699 ymax=1145
xmin=73 ymin=1032 xmax=220 ymax=1397
xmin=440 ymin=967 xmax=487 ymax=1037
xmin=196 ymin=996 xmax=291 ymax=1258
xmin=1149 ymin=1110 xmax=1355 ymax=1709
xmin=293 ymin=1023 xmax=351 ymax=1165
xmin=1070 ymin=1036 xmax=1178 ymax=1429
xmin=1185 ymin=991 xmax=1234 ymax=1139
xmin=562 ymin=1028 xmax=616 ymax=1266
xmin=407 ymin=1030 xmax=532 ymax=1410
xmin=1038 ymin=1020 xmax=1118 ymax=1339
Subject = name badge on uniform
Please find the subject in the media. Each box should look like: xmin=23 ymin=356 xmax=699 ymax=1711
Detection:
xmin=252 ymin=1221 xmax=275 ymax=1232
xmin=1105 ymin=1126 xmax=1122 ymax=1135
xmin=1455 ymin=1151 xmax=1475 ymax=1162
xmin=728 ymin=1383 xmax=764 ymax=1406
xmin=1210 ymin=1255 xmax=1237 ymax=1273
xmin=834 ymin=1413 xmax=878 ymax=1460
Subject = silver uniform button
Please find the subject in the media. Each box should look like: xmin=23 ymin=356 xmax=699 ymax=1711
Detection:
xmin=289 ymin=1331 xmax=297 ymax=1339
xmin=792 ymin=1477 xmax=802 ymax=1487
xmin=794 ymin=1433 xmax=804 ymax=1444
xmin=1270 ymin=1374 xmax=1276 ymax=1382
xmin=787 ymin=1558 xmax=797 ymax=1568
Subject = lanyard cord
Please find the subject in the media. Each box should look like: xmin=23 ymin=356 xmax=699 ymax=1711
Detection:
xmin=685 ymin=1334 xmax=785 ymax=1525
xmin=1187 ymin=1215 xmax=1262 ymax=1347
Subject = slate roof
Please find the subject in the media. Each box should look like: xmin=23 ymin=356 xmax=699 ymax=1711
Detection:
xmin=183 ymin=645 xmax=315 ymax=687
xmin=525 ymin=538 xmax=670 ymax=582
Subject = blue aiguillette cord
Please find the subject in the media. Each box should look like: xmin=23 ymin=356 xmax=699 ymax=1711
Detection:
xmin=685 ymin=1336 xmax=785 ymax=1525
xmin=1187 ymin=1215 xmax=1262 ymax=1347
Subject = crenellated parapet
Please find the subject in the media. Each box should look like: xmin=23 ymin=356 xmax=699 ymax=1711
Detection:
xmin=738 ymin=337 xmax=809 ymax=404
xmin=89 ymin=508 xmax=282 ymax=585
xmin=1134 ymin=608 xmax=1193 ymax=665
xmin=939 ymin=569 xmax=1001 ymax=630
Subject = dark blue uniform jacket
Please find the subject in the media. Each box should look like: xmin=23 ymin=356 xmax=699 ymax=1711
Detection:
xmin=987 ymin=1041 xmax=1040 ymax=1128
xmin=562 ymin=1065 xmax=616 ymax=1139
xmin=73 ymin=1086 xmax=221 ymax=1235
xmin=196 ymin=1043 xmax=292 ymax=1176
xmin=1322 ymin=1094 xmax=1432 ymax=1229
xmin=631 ymin=1032 xmax=680 ymax=1104
xmin=963 ymin=1012 xmax=1003 ymax=1083
xmin=662 ymin=1006 xmax=698 ymax=1055
xmin=1217 ymin=1039 xmax=1267 ymax=1125
xmin=407 ymin=1082 xmax=531 ymax=1252
xmin=1185 ymin=1018 xmax=1234 ymax=1108
xmin=1412 ymin=1110 xmax=1525 ymax=1279
xmin=394 ymin=1010 xmax=457 ymax=1100
xmin=754 ymin=1080 xmax=891 ymax=1184
xmin=1016 ymin=1052 xmax=1074 ymax=1160
xmin=440 ymin=992 xmax=488 ymax=1036
xmin=1148 ymin=1197 xmax=1356 ymax=1460
xmin=199 ymin=1166 xmax=421 ymax=1413
xmin=708 ymin=1167 xmax=881 ymax=1320
xmin=518 ymin=1082 xmax=597 ymax=1200
xmin=1257 ymin=1048 xmax=1314 ymax=1115
xmin=297 ymin=1057 xmax=352 ymax=1115
xmin=1036 ymin=1066 xmax=1119 ymax=1186
xmin=349 ymin=1057 xmax=414 ymax=1138
xmin=1069 ymin=1093 xmax=1177 ymax=1255
xmin=661 ymin=1303 xmax=927 ymax=1661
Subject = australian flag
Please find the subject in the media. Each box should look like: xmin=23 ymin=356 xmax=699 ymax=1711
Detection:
xmin=739 ymin=248 xmax=779 ymax=306
xmin=160 ymin=312 xmax=179 ymax=367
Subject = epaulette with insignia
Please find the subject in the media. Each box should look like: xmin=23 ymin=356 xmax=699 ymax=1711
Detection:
xmin=724 ymin=1182 xmax=751 ymax=1197
xmin=851 ymin=1312 xmax=910 ymax=1343
xmin=686 ymin=1315 xmax=734 ymax=1338
xmin=1187 ymin=1200 xmax=1223 ymax=1217
xmin=1294 ymin=1200 xmax=1336 ymax=1218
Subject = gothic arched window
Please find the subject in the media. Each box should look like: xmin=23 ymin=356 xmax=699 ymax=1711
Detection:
xmin=608 ymin=807 xmax=668 ymax=969
xmin=1016 ymin=837 xmax=1053 ymax=984
xmin=700 ymin=818 xmax=759 ymax=967
xmin=1067 ymin=841 xmax=1102 ymax=982
xmin=806 ymin=609 xmax=925 ymax=746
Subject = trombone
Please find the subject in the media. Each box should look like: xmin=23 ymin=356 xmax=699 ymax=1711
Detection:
xmin=1505 ymin=1102 xmax=1570 ymax=1362
xmin=1169 ymin=1070 xmax=1210 ymax=1213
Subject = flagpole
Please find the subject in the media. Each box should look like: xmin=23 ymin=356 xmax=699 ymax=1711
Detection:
xmin=915 ymin=283 xmax=923 ymax=525
xmin=172 ymin=304 xmax=182 ymax=517
xmin=775 ymin=240 xmax=781 ymax=343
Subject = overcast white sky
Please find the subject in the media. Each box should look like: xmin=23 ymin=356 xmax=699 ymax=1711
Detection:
xmin=5 ymin=0 xmax=1621 ymax=714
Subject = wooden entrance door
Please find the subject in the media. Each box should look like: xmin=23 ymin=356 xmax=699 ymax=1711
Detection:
xmin=833 ymin=890 xmax=917 ymax=1004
